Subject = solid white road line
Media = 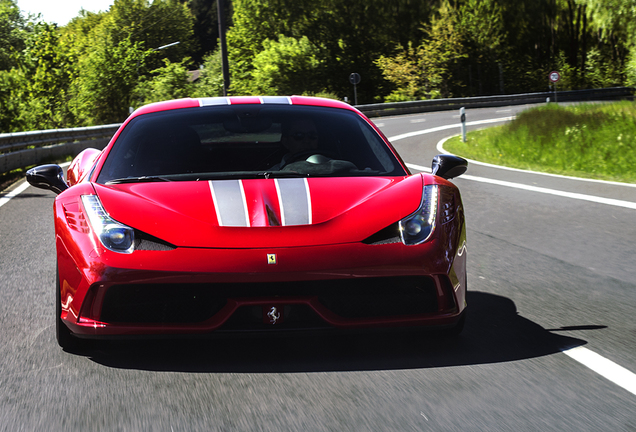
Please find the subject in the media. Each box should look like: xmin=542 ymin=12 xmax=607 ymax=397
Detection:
xmin=406 ymin=162 xmax=636 ymax=210
xmin=462 ymin=173 xmax=636 ymax=210
xmin=393 ymin=117 xmax=636 ymax=210
xmin=387 ymin=117 xmax=514 ymax=142
xmin=0 ymin=181 xmax=30 ymax=209
xmin=399 ymin=123 xmax=636 ymax=397
xmin=563 ymin=346 xmax=636 ymax=396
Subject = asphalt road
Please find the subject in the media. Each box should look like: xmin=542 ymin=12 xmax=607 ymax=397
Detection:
xmin=1 ymin=105 xmax=634 ymax=431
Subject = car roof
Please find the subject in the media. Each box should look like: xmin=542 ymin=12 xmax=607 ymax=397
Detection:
xmin=131 ymin=96 xmax=358 ymax=118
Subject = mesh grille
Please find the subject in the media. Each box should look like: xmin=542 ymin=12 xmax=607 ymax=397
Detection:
xmin=98 ymin=276 xmax=438 ymax=325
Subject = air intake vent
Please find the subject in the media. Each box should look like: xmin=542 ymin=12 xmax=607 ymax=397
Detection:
xmin=362 ymin=223 xmax=401 ymax=245
xmin=134 ymin=231 xmax=177 ymax=251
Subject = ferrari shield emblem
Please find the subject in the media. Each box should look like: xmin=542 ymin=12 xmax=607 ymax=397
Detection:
xmin=267 ymin=253 xmax=277 ymax=264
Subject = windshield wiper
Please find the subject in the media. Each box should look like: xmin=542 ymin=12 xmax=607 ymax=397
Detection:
xmin=105 ymin=176 xmax=173 ymax=185
xmin=259 ymin=171 xmax=308 ymax=179
xmin=105 ymin=171 xmax=308 ymax=184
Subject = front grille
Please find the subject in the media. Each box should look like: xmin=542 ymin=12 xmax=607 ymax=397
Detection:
xmin=316 ymin=276 xmax=438 ymax=318
xmin=219 ymin=305 xmax=329 ymax=331
xmin=100 ymin=284 xmax=227 ymax=323
xmin=98 ymin=276 xmax=438 ymax=325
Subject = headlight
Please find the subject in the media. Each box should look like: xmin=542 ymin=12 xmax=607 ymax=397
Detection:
xmin=81 ymin=195 xmax=135 ymax=253
xmin=399 ymin=185 xmax=438 ymax=245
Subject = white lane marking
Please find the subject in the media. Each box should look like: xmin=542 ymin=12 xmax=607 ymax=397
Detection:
xmin=404 ymin=127 xmax=636 ymax=396
xmin=0 ymin=181 xmax=31 ymax=209
xmin=387 ymin=117 xmax=514 ymax=142
xmin=563 ymin=346 xmax=636 ymax=396
xmin=464 ymin=174 xmax=636 ymax=210
xmin=436 ymin=135 xmax=636 ymax=189
xmin=393 ymin=118 xmax=636 ymax=210
xmin=407 ymin=162 xmax=636 ymax=210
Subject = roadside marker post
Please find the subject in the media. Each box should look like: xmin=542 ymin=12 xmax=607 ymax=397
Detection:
xmin=549 ymin=71 xmax=560 ymax=103
xmin=460 ymin=107 xmax=466 ymax=142
xmin=349 ymin=73 xmax=361 ymax=106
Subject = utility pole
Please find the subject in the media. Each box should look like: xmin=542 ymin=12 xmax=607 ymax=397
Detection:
xmin=217 ymin=0 xmax=230 ymax=96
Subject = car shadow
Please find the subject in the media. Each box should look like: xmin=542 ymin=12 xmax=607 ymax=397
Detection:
xmin=79 ymin=291 xmax=588 ymax=373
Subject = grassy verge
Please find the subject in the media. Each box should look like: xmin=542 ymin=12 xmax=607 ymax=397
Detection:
xmin=444 ymin=101 xmax=636 ymax=183
xmin=0 ymin=168 xmax=29 ymax=192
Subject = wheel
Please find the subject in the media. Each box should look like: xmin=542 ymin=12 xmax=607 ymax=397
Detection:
xmin=56 ymin=266 xmax=77 ymax=349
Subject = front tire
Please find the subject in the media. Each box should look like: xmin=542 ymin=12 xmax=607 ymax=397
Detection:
xmin=56 ymin=267 xmax=77 ymax=349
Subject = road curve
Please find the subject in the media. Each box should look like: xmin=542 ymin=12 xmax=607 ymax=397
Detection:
xmin=1 ymin=105 xmax=634 ymax=431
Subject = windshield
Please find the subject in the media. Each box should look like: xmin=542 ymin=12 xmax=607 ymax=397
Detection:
xmin=96 ymin=104 xmax=406 ymax=184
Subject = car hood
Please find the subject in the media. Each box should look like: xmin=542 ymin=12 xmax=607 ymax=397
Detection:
xmin=93 ymin=176 xmax=424 ymax=248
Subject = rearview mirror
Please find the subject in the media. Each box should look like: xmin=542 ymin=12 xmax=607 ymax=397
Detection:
xmin=26 ymin=164 xmax=68 ymax=194
xmin=431 ymin=154 xmax=468 ymax=179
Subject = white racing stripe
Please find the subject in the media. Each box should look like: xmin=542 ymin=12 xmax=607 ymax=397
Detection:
xmin=209 ymin=180 xmax=250 ymax=227
xmin=563 ymin=346 xmax=636 ymax=396
xmin=275 ymin=178 xmax=312 ymax=226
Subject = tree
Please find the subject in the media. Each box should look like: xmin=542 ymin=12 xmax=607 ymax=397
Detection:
xmin=578 ymin=0 xmax=636 ymax=85
xmin=376 ymin=3 xmax=467 ymax=100
xmin=250 ymin=35 xmax=322 ymax=95
xmin=73 ymin=36 xmax=152 ymax=124
xmin=192 ymin=48 xmax=225 ymax=97
xmin=0 ymin=0 xmax=28 ymax=71
xmin=375 ymin=43 xmax=423 ymax=101
xmin=0 ymin=69 xmax=26 ymax=131
xmin=25 ymin=23 xmax=78 ymax=129
xmin=135 ymin=58 xmax=195 ymax=105
xmin=226 ymin=0 xmax=438 ymax=101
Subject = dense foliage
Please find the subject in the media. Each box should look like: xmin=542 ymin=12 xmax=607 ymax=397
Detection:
xmin=1 ymin=0 xmax=635 ymax=132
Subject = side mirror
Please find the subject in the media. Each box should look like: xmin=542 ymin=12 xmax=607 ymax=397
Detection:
xmin=26 ymin=164 xmax=68 ymax=194
xmin=431 ymin=154 xmax=468 ymax=180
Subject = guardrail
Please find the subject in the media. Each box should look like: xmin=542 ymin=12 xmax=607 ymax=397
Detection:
xmin=356 ymin=87 xmax=634 ymax=118
xmin=0 ymin=124 xmax=120 ymax=174
xmin=1 ymin=87 xmax=633 ymax=174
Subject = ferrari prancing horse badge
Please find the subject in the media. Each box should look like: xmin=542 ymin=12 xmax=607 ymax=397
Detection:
xmin=267 ymin=254 xmax=277 ymax=264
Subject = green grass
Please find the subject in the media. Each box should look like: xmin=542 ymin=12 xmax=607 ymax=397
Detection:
xmin=444 ymin=101 xmax=636 ymax=183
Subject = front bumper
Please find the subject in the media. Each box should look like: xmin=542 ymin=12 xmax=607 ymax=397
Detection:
xmin=58 ymin=234 xmax=467 ymax=337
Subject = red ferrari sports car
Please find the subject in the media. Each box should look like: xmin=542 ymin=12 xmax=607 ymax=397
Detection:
xmin=27 ymin=96 xmax=468 ymax=349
